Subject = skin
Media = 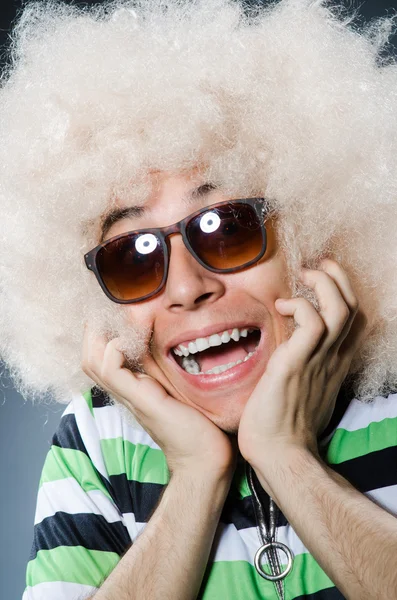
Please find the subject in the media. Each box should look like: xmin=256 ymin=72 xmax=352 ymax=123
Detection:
xmin=83 ymin=169 xmax=365 ymax=475
xmin=82 ymin=171 xmax=397 ymax=600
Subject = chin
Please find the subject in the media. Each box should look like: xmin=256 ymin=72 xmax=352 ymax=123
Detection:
xmin=200 ymin=403 xmax=243 ymax=435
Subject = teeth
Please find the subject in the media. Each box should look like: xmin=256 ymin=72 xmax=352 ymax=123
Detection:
xmin=203 ymin=351 xmax=255 ymax=375
xmin=230 ymin=328 xmax=240 ymax=342
xmin=173 ymin=327 xmax=259 ymax=357
xmin=208 ymin=334 xmax=223 ymax=347
xmin=180 ymin=351 xmax=256 ymax=375
xmin=181 ymin=356 xmax=200 ymax=374
xmin=188 ymin=341 xmax=198 ymax=354
xmin=196 ymin=337 xmax=210 ymax=352
xmin=221 ymin=331 xmax=230 ymax=343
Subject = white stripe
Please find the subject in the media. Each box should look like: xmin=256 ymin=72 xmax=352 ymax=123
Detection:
xmin=23 ymin=581 xmax=97 ymax=600
xmin=94 ymin=404 xmax=161 ymax=450
xmin=209 ymin=522 xmax=308 ymax=565
xmin=122 ymin=514 xmax=146 ymax=541
xmin=366 ymin=485 xmax=397 ymax=516
xmin=34 ymin=478 xmax=123 ymax=525
xmin=72 ymin=392 xmax=110 ymax=481
xmin=335 ymin=393 xmax=397 ymax=433
xmin=212 ymin=487 xmax=397 ymax=566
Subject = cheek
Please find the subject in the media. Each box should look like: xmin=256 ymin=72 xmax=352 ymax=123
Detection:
xmin=124 ymin=304 xmax=156 ymax=330
xmin=244 ymin=256 xmax=291 ymax=304
xmin=247 ymin=257 xmax=292 ymax=343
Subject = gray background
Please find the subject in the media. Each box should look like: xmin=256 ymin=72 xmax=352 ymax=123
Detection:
xmin=1 ymin=1 xmax=396 ymax=598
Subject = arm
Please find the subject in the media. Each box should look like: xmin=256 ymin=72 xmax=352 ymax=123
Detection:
xmin=238 ymin=259 xmax=395 ymax=597
xmin=81 ymin=324 xmax=237 ymax=600
xmin=89 ymin=468 xmax=232 ymax=600
xmin=254 ymin=446 xmax=397 ymax=600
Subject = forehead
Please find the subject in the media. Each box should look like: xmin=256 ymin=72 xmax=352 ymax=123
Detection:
xmin=100 ymin=172 xmax=225 ymax=241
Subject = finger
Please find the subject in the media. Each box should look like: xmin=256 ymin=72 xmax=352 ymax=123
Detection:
xmin=101 ymin=338 xmax=170 ymax=418
xmin=275 ymin=297 xmax=326 ymax=364
xmin=319 ymin=259 xmax=359 ymax=309
xmin=317 ymin=259 xmax=363 ymax=354
xmin=81 ymin=323 xmax=108 ymax=378
xmin=338 ymin=308 xmax=368 ymax=361
xmin=299 ymin=263 xmax=352 ymax=353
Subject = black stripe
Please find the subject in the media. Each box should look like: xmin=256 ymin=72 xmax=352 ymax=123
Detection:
xmin=50 ymin=412 xmax=125 ymax=514
xmin=108 ymin=471 xmax=286 ymax=530
xmin=330 ymin=446 xmax=397 ymax=494
xmin=91 ymin=386 xmax=112 ymax=408
xmin=52 ymin=413 xmax=89 ymax=456
xmin=222 ymin=486 xmax=288 ymax=530
xmin=30 ymin=512 xmax=131 ymax=560
xmin=293 ymin=586 xmax=345 ymax=599
xmin=109 ymin=474 xmax=165 ymax=520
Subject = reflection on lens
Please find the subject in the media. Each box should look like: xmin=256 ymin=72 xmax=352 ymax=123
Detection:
xmin=187 ymin=203 xmax=265 ymax=270
xmin=135 ymin=233 xmax=158 ymax=255
xmin=97 ymin=233 xmax=164 ymax=301
xmin=200 ymin=211 xmax=221 ymax=233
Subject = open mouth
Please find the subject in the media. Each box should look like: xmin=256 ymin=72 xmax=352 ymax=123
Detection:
xmin=171 ymin=327 xmax=261 ymax=376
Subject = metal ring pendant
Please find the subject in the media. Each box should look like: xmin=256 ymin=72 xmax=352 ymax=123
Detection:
xmin=254 ymin=541 xmax=294 ymax=582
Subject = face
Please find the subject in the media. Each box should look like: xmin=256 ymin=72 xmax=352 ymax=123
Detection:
xmin=100 ymin=171 xmax=292 ymax=434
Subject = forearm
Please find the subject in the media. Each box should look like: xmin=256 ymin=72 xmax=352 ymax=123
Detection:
xmin=254 ymin=447 xmax=397 ymax=600
xmin=90 ymin=469 xmax=232 ymax=600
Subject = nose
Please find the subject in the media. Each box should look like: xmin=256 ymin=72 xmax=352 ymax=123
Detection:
xmin=162 ymin=234 xmax=225 ymax=311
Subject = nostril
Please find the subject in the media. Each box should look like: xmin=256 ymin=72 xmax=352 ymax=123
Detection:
xmin=194 ymin=292 xmax=213 ymax=305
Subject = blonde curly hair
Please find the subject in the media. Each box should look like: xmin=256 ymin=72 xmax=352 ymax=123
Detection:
xmin=1 ymin=0 xmax=397 ymax=404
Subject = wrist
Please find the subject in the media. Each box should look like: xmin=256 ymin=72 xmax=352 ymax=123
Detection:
xmin=167 ymin=467 xmax=233 ymax=518
xmin=251 ymin=443 xmax=322 ymax=501
xmin=170 ymin=461 xmax=235 ymax=490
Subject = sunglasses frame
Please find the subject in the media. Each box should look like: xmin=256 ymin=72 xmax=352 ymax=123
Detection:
xmin=84 ymin=197 xmax=270 ymax=304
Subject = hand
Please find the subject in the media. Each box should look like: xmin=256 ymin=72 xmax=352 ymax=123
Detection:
xmin=82 ymin=325 xmax=237 ymax=479
xmin=238 ymin=259 xmax=367 ymax=473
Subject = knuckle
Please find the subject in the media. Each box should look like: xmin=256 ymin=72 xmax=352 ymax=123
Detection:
xmin=312 ymin=317 xmax=325 ymax=337
xmin=81 ymin=358 xmax=94 ymax=375
xmin=296 ymin=297 xmax=310 ymax=310
xmin=338 ymin=305 xmax=351 ymax=326
xmin=321 ymin=257 xmax=338 ymax=270
xmin=351 ymin=297 xmax=359 ymax=313
xmin=99 ymin=365 xmax=112 ymax=386
xmin=313 ymin=269 xmax=330 ymax=283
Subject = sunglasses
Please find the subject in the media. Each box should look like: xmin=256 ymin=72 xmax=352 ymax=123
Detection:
xmin=84 ymin=197 xmax=272 ymax=304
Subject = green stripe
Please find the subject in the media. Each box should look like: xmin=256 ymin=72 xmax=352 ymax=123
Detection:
xmin=327 ymin=417 xmax=397 ymax=464
xmin=287 ymin=553 xmax=335 ymax=598
xmin=26 ymin=550 xmax=335 ymax=599
xmin=200 ymin=554 xmax=334 ymax=600
xmin=82 ymin=388 xmax=94 ymax=417
xmin=26 ymin=546 xmax=119 ymax=587
xmin=231 ymin=460 xmax=251 ymax=499
xmin=39 ymin=446 xmax=112 ymax=500
xmin=100 ymin=437 xmax=169 ymax=484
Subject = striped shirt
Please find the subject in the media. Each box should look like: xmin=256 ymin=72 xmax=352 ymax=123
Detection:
xmin=23 ymin=385 xmax=397 ymax=600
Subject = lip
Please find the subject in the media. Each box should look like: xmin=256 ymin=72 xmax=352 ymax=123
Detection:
xmin=166 ymin=326 xmax=267 ymax=391
xmin=166 ymin=321 xmax=262 ymax=354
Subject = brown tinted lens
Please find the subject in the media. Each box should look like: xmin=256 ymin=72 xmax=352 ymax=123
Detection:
xmin=97 ymin=232 xmax=165 ymax=301
xmin=186 ymin=203 xmax=264 ymax=270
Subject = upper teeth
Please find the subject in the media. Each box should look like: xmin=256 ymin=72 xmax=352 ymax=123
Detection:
xmin=173 ymin=327 xmax=254 ymax=357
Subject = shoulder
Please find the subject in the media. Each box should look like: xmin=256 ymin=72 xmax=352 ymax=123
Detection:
xmin=55 ymin=386 xmax=166 ymax=480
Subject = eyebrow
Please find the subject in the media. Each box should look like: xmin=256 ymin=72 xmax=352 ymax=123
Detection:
xmin=100 ymin=182 xmax=218 ymax=241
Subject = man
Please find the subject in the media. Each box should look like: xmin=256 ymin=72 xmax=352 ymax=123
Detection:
xmin=1 ymin=1 xmax=397 ymax=599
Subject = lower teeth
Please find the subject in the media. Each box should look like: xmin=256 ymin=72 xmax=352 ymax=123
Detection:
xmin=181 ymin=350 xmax=256 ymax=376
